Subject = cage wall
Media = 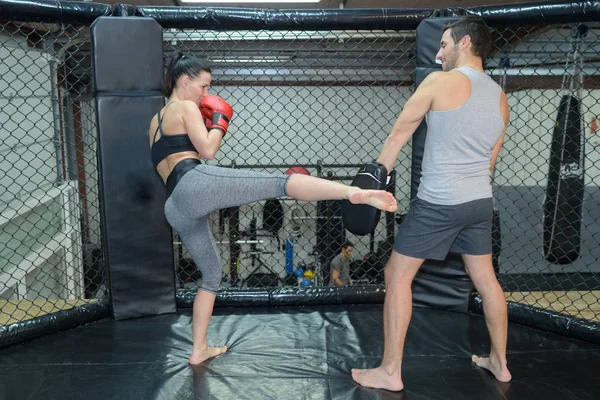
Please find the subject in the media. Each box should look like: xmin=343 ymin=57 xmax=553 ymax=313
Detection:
xmin=0 ymin=11 xmax=110 ymax=347
xmin=1 ymin=0 xmax=600 ymax=348
xmin=165 ymin=28 xmax=416 ymax=291
xmin=161 ymin=11 xmax=600 ymax=330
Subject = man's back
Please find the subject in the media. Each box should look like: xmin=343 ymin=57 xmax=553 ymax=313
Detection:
xmin=417 ymin=66 xmax=505 ymax=205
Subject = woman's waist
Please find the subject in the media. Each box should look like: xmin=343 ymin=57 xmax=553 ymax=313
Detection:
xmin=165 ymin=157 xmax=202 ymax=197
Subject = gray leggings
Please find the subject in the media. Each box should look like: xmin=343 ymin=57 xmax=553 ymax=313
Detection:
xmin=164 ymin=162 xmax=290 ymax=294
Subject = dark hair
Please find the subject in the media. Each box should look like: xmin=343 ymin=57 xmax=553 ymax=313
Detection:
xmin=341 ymin=241 xmax=354 ymax=250
xmin=163 ymin=51 xmax=212 ymax=97
xmin=442 ymin=15 xmax=492 ymax=60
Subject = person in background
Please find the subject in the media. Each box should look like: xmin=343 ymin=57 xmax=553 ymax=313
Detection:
xmin=329 ymin=241 xmax=354 ymax=286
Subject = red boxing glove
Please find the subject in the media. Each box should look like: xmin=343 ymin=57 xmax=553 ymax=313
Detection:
xmin=200 ymin=95 xmax=233 ymax=136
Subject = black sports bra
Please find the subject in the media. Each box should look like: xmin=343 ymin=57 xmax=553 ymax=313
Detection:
xmin=150 ymin=102 xmax=198 ymax=169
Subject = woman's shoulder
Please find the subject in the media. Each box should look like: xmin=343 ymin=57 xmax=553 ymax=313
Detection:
xmin=157 ymin=100 xmax=197 ymax=116
xmin=170 ymin=100 xmax=198 ymax=113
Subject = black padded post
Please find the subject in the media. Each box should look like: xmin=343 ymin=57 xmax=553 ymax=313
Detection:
xmin=91 ymin=17 xmax=176 ymax=320
xmin=410 ymin=17 xmax=474 ymax=314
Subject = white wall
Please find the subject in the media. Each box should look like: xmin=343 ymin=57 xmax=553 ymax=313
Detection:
xmin=0 ymin=41 xmax=59 ymax=206
xmin=493 ymin=88 xmax=600 ymax=274
xmin=192 ymin=85 xmax=413 ymax=283
xmin=212 ymin=85 xmax=414 ymax=203
xmin=3 ymin=33 xmax=600 ymax=288
xmin=191 ymin=85 xmax=600 ymax=282
xmin=495 ymin=89 xmax=600 ymax=187
xmin=0 ymin=34 xmax=86 ymax=300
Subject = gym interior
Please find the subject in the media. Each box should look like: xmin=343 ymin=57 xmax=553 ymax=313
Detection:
xmin=0 ymin=0 xmax=599 ymax=398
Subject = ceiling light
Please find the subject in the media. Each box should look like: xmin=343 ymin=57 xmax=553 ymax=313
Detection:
xmin=164 ymin=29 xmax=413 ymax=42
xmin=210 ymin=56 xmax=291 ymax=63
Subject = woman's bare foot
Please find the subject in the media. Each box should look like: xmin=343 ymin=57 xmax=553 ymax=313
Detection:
xmin=347 ymin=189 xmax=398 ymax=212
xmin=351 ymin=367 xmax=404 ymax=392
xmin=472 ymin=355 xmax=512 ymax=382
xmin=189 ymin=345 xmax=228 ymax=365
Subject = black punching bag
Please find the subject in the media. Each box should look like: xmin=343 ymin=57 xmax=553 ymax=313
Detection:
xmin=543 ymin=94 xmax=584 ymax=264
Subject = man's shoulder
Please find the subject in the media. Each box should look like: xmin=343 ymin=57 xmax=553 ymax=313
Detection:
xmin=421 ymin=70 xmax=445 ymax=86
xmin=331 ymin=254 xmax=344 ymax=266
xmin=432 ymin=69 xmax=500 ymax=96
xmin=421 ymin=70 xmax=463 ymax=92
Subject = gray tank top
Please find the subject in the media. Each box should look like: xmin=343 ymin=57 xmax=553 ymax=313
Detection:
xmin=417 ymin=66 xmax=505 ymax=205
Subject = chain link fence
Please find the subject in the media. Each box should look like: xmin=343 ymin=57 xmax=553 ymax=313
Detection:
xmin=489 ymin=22 xmax=600 ymax=322
xmin=167 ymin=28 xmax=415 ymax=291
xmin=0 ymin=21 xmax=105 ymax=327
xmin=1 ymin=8 xmax=599 ymax=333
xmin=169 ymin=22 xmax=600 ymax=323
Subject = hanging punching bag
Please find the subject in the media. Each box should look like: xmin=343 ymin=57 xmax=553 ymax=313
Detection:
xmin=543 ymin=94 xmax=584 ymax=264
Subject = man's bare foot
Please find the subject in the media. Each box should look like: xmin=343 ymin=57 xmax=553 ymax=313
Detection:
xmin=347 ymin=189 xmax=398 ymax=212
xmin=472 ymin=355 xmax=512 ymax=382
xmin=351 ymin=367 xmax=404 ymax=392
xmin=189 ymin=345 xmax=228 ymax=365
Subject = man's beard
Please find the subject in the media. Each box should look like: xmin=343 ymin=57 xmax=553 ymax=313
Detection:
xmin=443 ymin=49 xmax=459 ymax=71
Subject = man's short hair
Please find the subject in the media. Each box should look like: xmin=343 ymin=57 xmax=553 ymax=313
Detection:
xmin=442 ymin=15 xmax=493 ymax=60
xmin=341 ymin=241 xmax=354 ymax=250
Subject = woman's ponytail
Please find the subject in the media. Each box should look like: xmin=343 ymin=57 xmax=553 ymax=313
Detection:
xmin=163 ymin=51 xmax=211 ymax=97
xmin=163 ymin=51 xmax=184 ymax=97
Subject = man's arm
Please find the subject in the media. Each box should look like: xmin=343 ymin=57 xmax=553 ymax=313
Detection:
xmin=490 ymin=91 xmax=510 ymax=171
xmin=377 ymin=72 xmax=442 ymax=172
xmin=331 ymin=268 xmax=342 ymax=286
xmin=330 ymin=257 xmax=343 ymax=286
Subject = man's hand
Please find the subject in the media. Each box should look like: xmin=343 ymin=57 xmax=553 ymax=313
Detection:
xmin=331 ymin=269 xmax=342 ymax=286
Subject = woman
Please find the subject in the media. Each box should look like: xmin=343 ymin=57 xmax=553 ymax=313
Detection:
xmin=149 ymin=52 xmax=397 ymax=365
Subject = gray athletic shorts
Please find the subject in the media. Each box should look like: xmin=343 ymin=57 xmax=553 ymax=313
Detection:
xmin=394 ymin=196 xmax=494 ymax=260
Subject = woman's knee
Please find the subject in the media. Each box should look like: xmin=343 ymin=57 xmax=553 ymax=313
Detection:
xmin=198 ymin=264 xmax=222 ymax=293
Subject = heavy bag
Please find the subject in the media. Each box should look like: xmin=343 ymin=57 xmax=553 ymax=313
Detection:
xmin=543 ymin=94 xmax=584 ymax=264
xmin=263 ymin=199 xmax=284 ymax=235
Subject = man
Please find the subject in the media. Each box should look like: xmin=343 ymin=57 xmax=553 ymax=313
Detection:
xmin=329 ymin=241 xmax=354 ymax=286
xmin=351 ymin=16 xmax=512 ymax=391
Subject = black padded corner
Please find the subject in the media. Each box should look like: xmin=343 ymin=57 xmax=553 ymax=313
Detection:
xmin=91 ymin=16 xmax=163 ymax=92
xmin=411 ymin=17 xmax=473 ymax=314
xmin=96 ymin=95 xmax=175 ymax=320
xmin=413 ymin=254 xmax=473 ymax=314
xmin=416 ymin=17 xmax=458 ymax=67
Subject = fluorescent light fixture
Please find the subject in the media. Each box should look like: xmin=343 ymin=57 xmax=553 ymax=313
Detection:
xmin=180 ymin=0 xmax=320 ymax=3
xmin=164 ymin=29 xmax=412 ymax=42
xmin=210 ymin=56 xmax=291 ymax=63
